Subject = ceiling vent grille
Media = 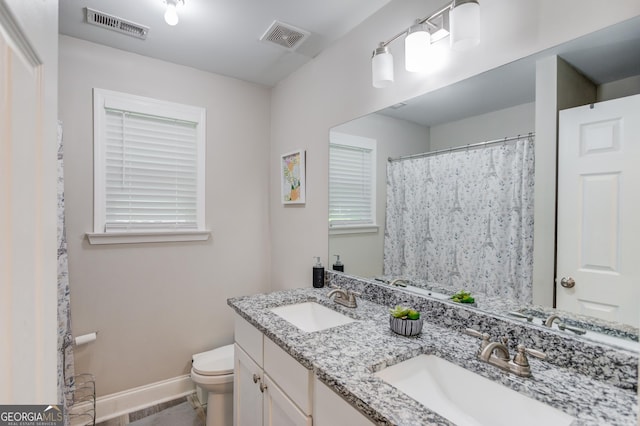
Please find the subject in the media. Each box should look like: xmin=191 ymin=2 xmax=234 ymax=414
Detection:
xmin=260 ymin=21 xmax=309 ymax=51
xmin=85 ymin=8 xmax=149 ymax=40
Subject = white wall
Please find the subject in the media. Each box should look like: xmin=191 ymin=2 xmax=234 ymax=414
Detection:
xmin=269 ymin=0 xmax=640 ymax=291
xmin=58 ymin=36 xmax=272 ymax=397
xmin=429 ymin=103 xmax=535 ymax=150
xmin=329 ymin=113 xmax=429 ymax=278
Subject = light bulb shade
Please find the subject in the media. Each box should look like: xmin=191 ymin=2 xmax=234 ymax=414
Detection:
xmin=164 ymin=3 xmax=179 ymax=26
xmin=450 ymin=0 xmax=480 ymax=51
xmin=404 ymin=24 xmax=431 ymax=72
xmin=372 ymin=46 xmax=394 ymax=88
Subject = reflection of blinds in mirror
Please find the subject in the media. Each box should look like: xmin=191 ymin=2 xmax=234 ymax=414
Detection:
xmin=329 ymin=134 xmax=376 ymax=227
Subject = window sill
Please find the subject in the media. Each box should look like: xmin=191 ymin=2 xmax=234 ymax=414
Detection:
xmin=86 ymin=230 xmax=211 ymax=245
xmin=329 ymin=225 xmax=379 ymax=235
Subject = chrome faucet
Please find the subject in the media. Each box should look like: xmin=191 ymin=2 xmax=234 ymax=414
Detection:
xmin=465 ymin=328 xmax=546 ymax=377
xmin=544 ymin=313 xmax=561 ymax=327
xmin=543 ymin=314 xmax=587 ymax=335
xmin=327 ymin=285 xmax=360 ymax=308
xmin=389 ymin=278 xmax=409 ymax=287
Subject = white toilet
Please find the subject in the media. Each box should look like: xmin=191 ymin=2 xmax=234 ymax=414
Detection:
xmin=191 ymin=344 xmax=234 ymax=426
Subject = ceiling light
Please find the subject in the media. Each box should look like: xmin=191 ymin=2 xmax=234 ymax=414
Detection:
xmin=164 ymin=0 xmax=184 ymax=26
xmin=372 ymin=45 xmax=394 ymax=88
xmin=370 ymin=1 xmax=480 ymax=88
xmin=450 ymin=0 xmax=480 ymax=51
xmin=405 ymin=23 xmax=431 ymax=72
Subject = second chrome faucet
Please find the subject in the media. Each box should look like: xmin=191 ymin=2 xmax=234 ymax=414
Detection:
xmin=465 ymin=328 xmax=546 ymax=377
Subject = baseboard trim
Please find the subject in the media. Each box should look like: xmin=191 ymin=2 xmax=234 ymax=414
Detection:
xmin=70 ymin=374 xmax=195 ymax=424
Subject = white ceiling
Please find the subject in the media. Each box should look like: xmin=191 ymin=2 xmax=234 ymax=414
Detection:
xmin=58 ymin=0 xmax=392 ymax=87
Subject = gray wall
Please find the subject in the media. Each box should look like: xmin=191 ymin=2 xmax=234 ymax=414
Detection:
xmin=598 ymin=75 xmax=640 ymax=101
xmin=429 ymin=103 xmax=535 ymax=150
xmin=59 ymin=36 xmax=272 ymax=396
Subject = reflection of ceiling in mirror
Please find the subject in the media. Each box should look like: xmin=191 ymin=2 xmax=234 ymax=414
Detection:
xmin=378 ymin=16 xmax=640 ymax=127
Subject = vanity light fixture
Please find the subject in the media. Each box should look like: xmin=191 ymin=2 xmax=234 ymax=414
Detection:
xmin=164 ymin=0 xmax=184 ymax=26
xmin=450 ymin=0 xmax=480 ymax=50
xmin=405 ymin=23 xmax=431 ymax=72
xmin=371 ymin=0 xmax=480 ymax=88
xmin=372 ymin=45 xmax=394 ymax=88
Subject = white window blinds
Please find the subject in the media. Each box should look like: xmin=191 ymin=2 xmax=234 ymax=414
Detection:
xmin=104 ymin=110 xmax=198 ymax=231
xmin=329 ymin=133 xmax=376 ymax=227
xmin=93 ymin=89 xmax=206 ymax=237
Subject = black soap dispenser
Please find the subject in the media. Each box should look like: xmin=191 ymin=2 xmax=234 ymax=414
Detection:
xmin=312 ymin=257 xmax=325 ymax=288
xmin=333 ymin=255 xmax=344 ymax=272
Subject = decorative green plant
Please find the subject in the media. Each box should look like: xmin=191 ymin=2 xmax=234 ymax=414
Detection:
xmin=451 ymin=290 xmax=475 ymax=304
xmin=389 ymin=305 xmax=420 ymax=320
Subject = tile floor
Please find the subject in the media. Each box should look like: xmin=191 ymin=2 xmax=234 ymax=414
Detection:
xmin=96 ymin=393 xmax=205 ymax=426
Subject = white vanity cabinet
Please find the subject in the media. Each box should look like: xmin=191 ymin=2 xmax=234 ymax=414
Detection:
xmin=234 ymin=314 xmax=312 ymax=426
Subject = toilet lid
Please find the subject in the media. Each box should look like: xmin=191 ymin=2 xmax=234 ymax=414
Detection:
xmin=192 ymin=344 xmax=234 ymax=376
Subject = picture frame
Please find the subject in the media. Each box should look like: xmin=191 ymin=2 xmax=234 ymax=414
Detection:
xmin=281 ymin=149 xmax=306 ymax=204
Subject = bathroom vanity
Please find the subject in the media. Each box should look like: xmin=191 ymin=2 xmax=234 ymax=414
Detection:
xmin=228 ymin=273 xmax=638 ymax=425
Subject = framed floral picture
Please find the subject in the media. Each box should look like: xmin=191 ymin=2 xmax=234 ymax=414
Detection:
xmin=281 ymin=149 xmax=306 ymax=204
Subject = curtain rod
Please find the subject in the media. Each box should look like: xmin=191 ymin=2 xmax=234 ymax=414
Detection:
xmin=388 ymin=132 xmax=535 ymax=162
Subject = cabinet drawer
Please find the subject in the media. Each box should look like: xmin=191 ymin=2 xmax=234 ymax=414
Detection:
xmin=263 ymin=337 xmax=313 ymax=416
xmin=234 ymin=313 xmax=263 ymax=366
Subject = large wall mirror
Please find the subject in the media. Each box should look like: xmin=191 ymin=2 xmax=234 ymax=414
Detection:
xmin=329 ymin=16 xmax=640 ymax=349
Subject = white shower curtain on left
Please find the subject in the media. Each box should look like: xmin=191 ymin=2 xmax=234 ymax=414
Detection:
xmin=384 ymin=136 xmax=535 ymax=304
xmin=57 ymin=121 xmax=74 ymax=425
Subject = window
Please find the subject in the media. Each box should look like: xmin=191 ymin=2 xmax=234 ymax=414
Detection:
xmin=88 ymin=89 xmax=208 ymax=244
xmin=329 ymin=132 xmax=377 ymax=233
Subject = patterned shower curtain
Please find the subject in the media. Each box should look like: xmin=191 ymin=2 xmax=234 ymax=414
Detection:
xmin=57 ymin=121 xmax=74 ymax=423
xmin=384 ymin=136 xmax=535 ymax=304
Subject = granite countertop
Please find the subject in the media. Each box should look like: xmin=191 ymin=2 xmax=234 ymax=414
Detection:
xmin=227 ymin=287 xmax=638 ymax=426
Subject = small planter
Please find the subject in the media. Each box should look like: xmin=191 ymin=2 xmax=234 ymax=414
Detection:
xmin=389 ymin=316 xmax=423 ymax=336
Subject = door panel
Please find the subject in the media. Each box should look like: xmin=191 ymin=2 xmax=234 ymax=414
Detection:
xmin=557 ymin=94 xmax=640 ymax=325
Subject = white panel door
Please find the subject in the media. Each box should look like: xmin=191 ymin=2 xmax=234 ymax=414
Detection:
xmin=0 ymin=5 xmax=56 ymax=402
xmin=557 ymin=94 xmax=640 ymax=326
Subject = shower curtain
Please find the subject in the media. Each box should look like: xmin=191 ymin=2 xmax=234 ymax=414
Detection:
xmin=57 ymin=121 xmax=74 ymax=423
xmin=384 ymin=136 xmax=535 ymax=304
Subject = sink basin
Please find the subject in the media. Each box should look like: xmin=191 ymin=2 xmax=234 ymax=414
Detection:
xmin=375 ymin=354 xmax=575 ymax=426
xmin=270 ymin=302 xmax=357 ymax=333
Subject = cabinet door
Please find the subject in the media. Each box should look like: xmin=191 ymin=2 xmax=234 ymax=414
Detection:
xmin=313 ymin=377 xmax=374 ymax=426
xmin=263 ymin=375 xmax=312 ymax=426
xmin=234 ymin=344 xmax=263 ymax=426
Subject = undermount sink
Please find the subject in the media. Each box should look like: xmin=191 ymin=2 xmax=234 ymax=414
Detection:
xmin=375 ymin=354 xmax=575 ymax=426
xmin=270 ymin=301 xmax=357 ymax=333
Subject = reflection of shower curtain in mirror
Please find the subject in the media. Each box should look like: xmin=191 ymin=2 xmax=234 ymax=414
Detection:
xmin=384 ymin=136 xmax=535 ymax=303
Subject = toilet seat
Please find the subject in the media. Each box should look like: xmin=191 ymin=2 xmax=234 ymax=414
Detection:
xmin=192 ymin=344 xmax=234 ymax=376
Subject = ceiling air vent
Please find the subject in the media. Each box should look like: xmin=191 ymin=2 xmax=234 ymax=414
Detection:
xmin=85 ymin=8 xmax=149 ymax=40
xmin=260 ymin=21 xmax=309 ymax=51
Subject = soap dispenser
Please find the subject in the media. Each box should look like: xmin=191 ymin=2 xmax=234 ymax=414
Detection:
xmin=332 ymin=255 xmax=344 ymax=272
xmin=313 ymin=257 xmax=325 ymax=288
